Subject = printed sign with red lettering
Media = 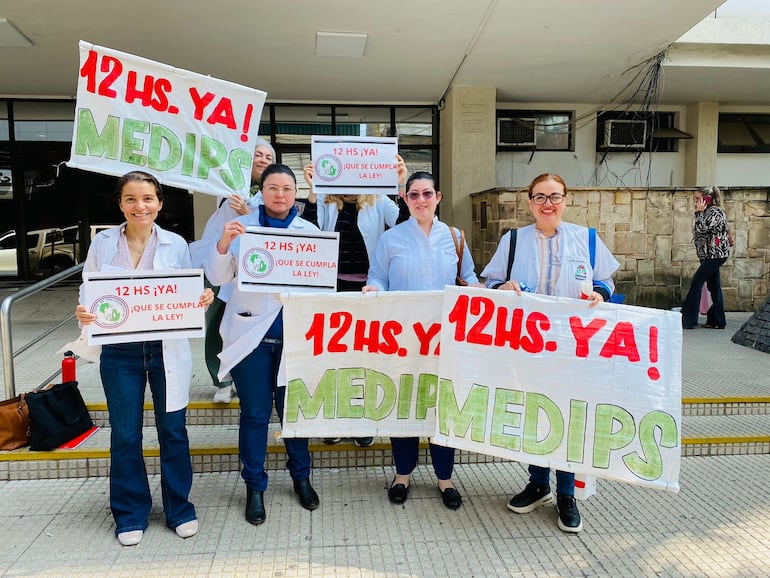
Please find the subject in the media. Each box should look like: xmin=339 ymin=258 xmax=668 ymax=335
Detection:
xmin=83 ymin=269 xmax=205 ymax=345
xmin=435 ymin=286 xmax=682 ymax=492
xmin=69 ymin=41 xmax=267 ymax=197
xmin=237 ymin=227 xmax=339 ymax=293
xmin=280 ymin=288 xmax=682 ymax=492
xmin=281 ymin=291 xmax=442 ymax=438
xmin=311 ymin=136 xmax=399 ymax=195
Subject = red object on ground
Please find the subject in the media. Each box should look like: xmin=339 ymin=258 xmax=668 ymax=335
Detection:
xmin=62 ymin=350 xmax=76 ymax=382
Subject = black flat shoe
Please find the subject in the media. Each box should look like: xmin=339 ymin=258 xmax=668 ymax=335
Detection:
xmin=293 ymin=478 xmax=320 ymax=511
xmin=440 ymin=486 xmax=462 ymax=510
xmin=388 ymin=478 xmax=410 ymax=504
xmin=701 ymin=324 xmax=725 ymax=329
xmin=245 ymin=489 xmax=266 ymax=525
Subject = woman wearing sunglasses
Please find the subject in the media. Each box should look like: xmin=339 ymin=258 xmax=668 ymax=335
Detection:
xmin=481 ymin=172 xmax=619 ymax=534
xmin=363 ymin=171 xmax=479 ymax=510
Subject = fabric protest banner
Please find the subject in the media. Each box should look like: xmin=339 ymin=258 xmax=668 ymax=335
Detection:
xmin=69 ymin=40 xmax=267 ymax=197
xmin=281 ymin=291 xmax=443 ymax=438
xmin=311 ymin=136 xmax=399 ymax=196
xmin=434 ymin=286 xmax=682 ymax=493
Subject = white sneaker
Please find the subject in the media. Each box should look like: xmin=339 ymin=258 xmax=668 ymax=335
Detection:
xmin=213 ymin=385 xmax=234 ymax=403
xmin=175 ymin=519 xmax=198 ymax=538
xmin=117 ymin=530 xmax=143 ymax=546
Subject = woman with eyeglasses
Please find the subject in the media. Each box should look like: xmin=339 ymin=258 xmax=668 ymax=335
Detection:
xmin=481 ymin=172 xmax=619 ymax=534
xmin=363 ymin=171 xmax=479 ymax=510
xmin=204 ymin=164 xmax=321 ymax=526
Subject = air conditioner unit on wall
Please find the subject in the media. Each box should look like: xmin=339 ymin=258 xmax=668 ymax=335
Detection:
xmin=602 ymin=119 xmax=647 ymax=149
xmin=497 ymin=117 xmax=536 ymax=147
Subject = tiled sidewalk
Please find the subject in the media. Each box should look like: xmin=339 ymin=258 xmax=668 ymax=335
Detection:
xmin=1 ymin=456 xmax=769 ymax=577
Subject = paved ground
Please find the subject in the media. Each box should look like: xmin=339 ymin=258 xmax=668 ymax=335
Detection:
xmin=1 ymin=282 xmax=769 ymax=577
xmin=1 ymin=456 xmax=769 ymax=577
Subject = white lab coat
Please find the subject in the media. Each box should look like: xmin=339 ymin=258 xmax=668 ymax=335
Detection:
xmin=481 ymin=222 xmax=619 ymax=298
xmin=79 ymin=224 xmax=194 ymax=412
xmin=203 ymin=213 xmax=319 ymax=380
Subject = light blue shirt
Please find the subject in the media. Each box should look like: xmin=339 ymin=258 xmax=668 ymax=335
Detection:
xmin=367 ymin=217 xmax=478 ymax=291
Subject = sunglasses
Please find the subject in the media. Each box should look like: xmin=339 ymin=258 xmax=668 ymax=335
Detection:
xmin=406 ymin=191 xmax=436 ymax=201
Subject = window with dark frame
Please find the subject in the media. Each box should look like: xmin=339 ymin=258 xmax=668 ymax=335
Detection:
xmin=718 ymin=113 xmax=770 ymax=153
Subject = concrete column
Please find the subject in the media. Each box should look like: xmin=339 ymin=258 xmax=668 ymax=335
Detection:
xmin=193 ymin=193 xmax=217 ymax=239
xmin=684 ymin=101 xmax=719 ymax=186
xmin=439 ymin=86 xmax=497 ymax=237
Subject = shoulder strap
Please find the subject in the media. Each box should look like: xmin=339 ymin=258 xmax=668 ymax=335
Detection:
xmin=506 ymin=229 xmax=517 ymax=281
xmin=449 ymin=227 xmax=465 ymax=278
xmin=588 ymin=227 xmax=596 ymax=269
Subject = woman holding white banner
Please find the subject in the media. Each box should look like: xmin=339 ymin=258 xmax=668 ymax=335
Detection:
xmin=363 ymin=171 xmax=479 ymax=510
xmin=75 ymin=171 xmax=214 ymax=546
xmin=301 ymin=155 xmax=407 ymax=446
xmin=481 ymin=172 xmax=619 ymax=533
xmin=190 ymin=137 xmax=276 ymax=404
xmin=204 ymin=164 xmax=321 ymax=526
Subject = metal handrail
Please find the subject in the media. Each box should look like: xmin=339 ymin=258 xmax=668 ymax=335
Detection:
xmin=1 ymin=263 xmax=84 ymax=399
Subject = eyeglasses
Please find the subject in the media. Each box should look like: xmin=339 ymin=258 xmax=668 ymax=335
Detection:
xmin=530 ymin=193 xmax=565 ymax=205
xmin=406 ymin=191 xmax=435 ymax=201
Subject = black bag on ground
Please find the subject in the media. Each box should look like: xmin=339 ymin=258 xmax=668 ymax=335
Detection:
xmin=26 ymin=381 xmax=93 ymax=451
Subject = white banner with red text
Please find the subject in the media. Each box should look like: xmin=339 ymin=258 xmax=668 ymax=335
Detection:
xmin=280 ymin=288 xmax=682 ymax=492
xmin=435 ymin=286 xmax=681 ymax=493
xmin=281 ymin=291 xmax=442 ymax=438
xmin=69 ymin=40 xmax=266 ymax=197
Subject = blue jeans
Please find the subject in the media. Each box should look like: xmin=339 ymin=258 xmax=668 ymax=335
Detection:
xmin=528 ymin=465 xmax=575 ymax=496
xmin=229 ymin=319 xmax=311 ymax=492
xmin=391 ymin=438 xmax=455 ymax=480
xmin=100 ymin=341 xmax=195 ymax=534
xmin=682 ymin=257 xmax=728 ymax=328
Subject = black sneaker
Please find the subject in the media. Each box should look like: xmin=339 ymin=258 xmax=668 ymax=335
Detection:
xmin=556 ymin=494 xmax=583 ymax=533
xmin=353 ymin=437 xmax=374 ymax=447
xmin=507 ymin=483 xmax=553 ymax=513
xmin=322 ymin=438 xmax=342 ymax=444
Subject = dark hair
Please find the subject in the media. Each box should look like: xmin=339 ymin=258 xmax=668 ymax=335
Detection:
xmin=261 ymin=164 xmax=296 ymax=186
xmin=115 ymin=171 xmax=164 ymax=202
xmin=527 ymin=173 xmax=568 ymax=198
xmin=405 ymin=171 xmax=435 ymax=192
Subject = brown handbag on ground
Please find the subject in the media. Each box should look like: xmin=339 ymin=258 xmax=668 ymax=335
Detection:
xmin=449 ymin=226 xmax=468 ymax=286
xmin=0 ymin=395 xmax=30 ymax=450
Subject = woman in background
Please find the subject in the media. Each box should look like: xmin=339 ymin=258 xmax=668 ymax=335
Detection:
xmin=681 ymin=185 xmax=731 ymax=329
xmin=191 ymin=137 xmax=275 ymax=403
xmin=302 ymin=155 xmax=407 ymax=446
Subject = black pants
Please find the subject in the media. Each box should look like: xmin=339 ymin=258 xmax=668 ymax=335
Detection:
xmin=682 ymin=257 xmax=727 ymax=328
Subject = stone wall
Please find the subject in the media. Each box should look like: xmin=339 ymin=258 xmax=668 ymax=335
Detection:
xmin=469 ymin=187 xmax=770 ymax=311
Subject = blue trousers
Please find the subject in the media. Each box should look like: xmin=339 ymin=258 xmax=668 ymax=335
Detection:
xmin=100 ymin=341 xmax=195 ymax=534
xmin=682 ymin=257 xmax=728 ymax=328
xmin=391 ymin=438 xmax=455 ymax=480
xmin=229 ymin=322 xmax=311 ymax=492
xmin=528 ymin=465 xmax=575 ymax=496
